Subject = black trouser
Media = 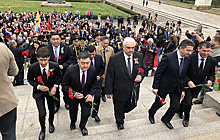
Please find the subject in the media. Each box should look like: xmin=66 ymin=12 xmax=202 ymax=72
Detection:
xmin=92 ymin=80 xmax=102 ymax=117
xmin=15 ymin=66 xmax=24 ymax=85
xmin=69 ymin=98 xmax=91 ymax=128
xmin=35 ymin=94 xmax=54 ymax=131
xmin=149 ymin=87 xmax=181 ymax=122
xmin=113 ymin=97 xmax=131 ymax=125
xmin=0 ymin=108 xmax=17 ymax=140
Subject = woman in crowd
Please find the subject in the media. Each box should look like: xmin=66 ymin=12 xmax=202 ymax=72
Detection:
xmin=30 ymin=41 xmax=42 ymax=64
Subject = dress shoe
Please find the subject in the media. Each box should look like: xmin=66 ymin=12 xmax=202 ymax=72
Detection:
xmin=70 ymin=124 xmax=76 ymax=130
xmin=148 ymin=110 xmax=155 ymax=124
xmin=193 ymin=100 xmax=203 ymax=104
xmin=117 ymin=124 xmax=124 ymax=130
xmin=182 ymin=119 xmax=189 ymax=127
xmin=161 ymin=119 xmax=173 ymax=129
xmin=80 ymin=127 xmax=88 ymax=136
xmin=39 ymin=131 xmax=45 ymax=140
xmin=49 ymin=123 xmax=55 ymax=133
xmin=65 ymin=103 xmax=69 ymax=110
xmin=177 ymin=111 xmax=184 ymax=119
xmin=216 ymin=111 xmax=220 ymax=117
xmin=102 ymin=96 xmax=106 ymax=102
xmin=54 ymin=106 xmax=59 ymax=114
xmin=92 ymin=115 xmax=101 ymax=122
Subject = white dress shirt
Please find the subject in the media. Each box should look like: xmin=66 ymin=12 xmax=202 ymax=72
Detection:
xmin=177 ymin=50 xmax=184 ymax=66
xmin=123 ymin=51 xmax=133 ymax=74
xmin=80 ymin=68 xmax=87 ymax=85
xmin=198 ymin=53 xmax=207 ymax=69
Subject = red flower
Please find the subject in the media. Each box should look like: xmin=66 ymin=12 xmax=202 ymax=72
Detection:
xmin=54 ymin=57 xmax=57 ymax=61
xmin=58 ymin=56 xmax=61 ymax=59
xmin=48 ymin=69 xmax=54 ymax=76
xmin=218 ymin=79 xmax=220 ymax=83
xmin=103 ymin=74 xmax=106 ymax=78
xmin=37 ymin=76 xmax=42 ymax=83
xmin=160 ymin=98 xmax=164 ymax=102
xmin=22 ymin=50 xmax=29 ymax=57
xmin=161 ymin=102 xmax=166 ymax=105
xmin=68 ymin=87 xmax=74 ymax=99
xmin=138 ymin=68 xmax=144 ymax=73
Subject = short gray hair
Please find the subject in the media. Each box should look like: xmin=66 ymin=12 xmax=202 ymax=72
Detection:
xmin=123 ymin=37 xmax=135 ymax=46
xmin=9 ymin=40 xmax=16 ymax=47
xmin=148 ymin=38 xmax=154 ymax=43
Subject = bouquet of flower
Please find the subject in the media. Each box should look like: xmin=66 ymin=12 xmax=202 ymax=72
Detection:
xmin=22 ymin=50 xmax=29 ymax=71
xmin=37 ymin=76 xmax=59 ymax=101
xmin=156 ymin=94 xmax=166 ymax=105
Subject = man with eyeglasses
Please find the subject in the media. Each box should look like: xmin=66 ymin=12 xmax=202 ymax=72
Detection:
xmin=46 ymin=33 xmax=73 ymax=113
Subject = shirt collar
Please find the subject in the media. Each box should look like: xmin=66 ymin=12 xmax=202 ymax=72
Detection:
xmin=198 ymin=53 xmax=207 ymax=61
xmin=177 ymin=50 xmax=183 ymax=59
xmin=39 ymin=63 xmax=49 ymax=72
xmin=123 ymin=51 xmax=133 ymax=60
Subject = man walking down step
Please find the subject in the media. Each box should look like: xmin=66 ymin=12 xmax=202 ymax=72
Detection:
xmin=178 ymin=41 xmax=215 ymax=127
xmin=148 ymin=39 xmax=194 ymax=129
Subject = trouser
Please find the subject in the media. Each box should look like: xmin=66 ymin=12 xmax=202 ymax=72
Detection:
xmin=15 ymin=67 xmax=24 ymax=85
xmin=0 ymin=108 xmax=17 ymax=140
xmin=69 ymin=98 xmax=91 ymax=128
xmin=35 ymin=94 xmax=54 ymax=131
xmin=92 ymin=81 xmax=102 ymax=117
xmin=149 ymin=87 xmax=181 ymax=122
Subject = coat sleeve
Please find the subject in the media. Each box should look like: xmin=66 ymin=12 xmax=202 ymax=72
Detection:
xmin=27 ymin=67 xmax=39 ymax=90
xmin=54 ymin=65 xmax=62 ymax=85
xmin=61 ymin=67 xmax=72 ymax=95
xmin=207 ymin=59 xmax=216 ymax=82
xmin=7 ymin=47 xmax=19 ymax=76
xmin=104 ymin=56 xmax=114 ymax=95
xmin=98 ymin=56 xmax=105 ymax=77
xmin=89 ymin=69 xmax=98 ymax=96
xmin=62 ymin=47 xmax=74 ymax=69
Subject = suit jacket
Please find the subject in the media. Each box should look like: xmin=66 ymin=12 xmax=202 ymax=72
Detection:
xmin=27 ymin=61 xmax=62 ymax=99
xmin=96 ymin=45 xmax=114 ymax=87
xmin=61 ymin=64 xmax=97 ymax=105
xmin=0 ymin=43 xmax=19 ymax=117
xmin=152 ymin=51 xmax=190 ymax=95
xmin=104 ymin=51 xmax=147 ymax=101
xmin=94 ymin=54 xmax=105 ymax=77
xmin=186 ymin=53 xmax=215 ymax=97
xmin=46 ymin=42 xmax=73 ymax=73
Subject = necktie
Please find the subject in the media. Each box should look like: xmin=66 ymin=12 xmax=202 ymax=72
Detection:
xmin=43 ymin=68 xmax=48 ymax=84
xmin=199 ymin=59 xmax=204 ymax=75
xmin=82 ymin=71 xmax=85 ymax=89
xmin=103 ymin=48 xmax=106 ymax=63
xmin=179 ymin=58 xmax=184 ymax=75
xmin=127 ymin=57 xmax=131 ymax=77
xmin=54 ymin=47 xmax=58 ymax=63
xmin=91 ymin=60 xmax=93 ymax=66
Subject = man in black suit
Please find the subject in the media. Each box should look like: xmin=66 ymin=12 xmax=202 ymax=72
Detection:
xmin=178 ymin=41 xmax=215 ymax=127
xmin=104 ymin=37 xmax=147 ymax=130
xmin=148 ymin=39 xmax=194 ymax=129
xmin=62 ymin=52 xmax=97 ymax=136
xmin=27 ymin=47 xmax=62 ymax=140
xmin=9 ymin=39 xmax=29 ymax=86
xmin=87 ymin=45 xmax=105 ymax=122
xmin=46 ymin=33 xmax=73 ymax=112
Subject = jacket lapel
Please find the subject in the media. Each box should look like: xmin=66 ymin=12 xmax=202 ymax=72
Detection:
xmin=36 ymin=64 xmax=47 ymax=84
xmin=131 ymin=52 xmax=138 ymax=80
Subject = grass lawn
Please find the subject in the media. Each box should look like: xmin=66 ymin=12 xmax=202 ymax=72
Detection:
xmin=0 ymin=0 xmax=130 ymax=18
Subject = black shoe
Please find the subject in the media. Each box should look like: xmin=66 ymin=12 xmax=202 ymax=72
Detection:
xmin=80 ymin=127 xmax=88 ymax=136
xmin=65 ymin=103 xmax=69 ymax=110
xmin=54 ymin=106 xmax=59 ymax=114
xmin=193 ymin=100 xmax=203 ymax=104
xmin=182 ymin=119 xmax=189 ymax=127
xmin=102 ymin=96 xmax=106 ymax=102
xmin=161 ymin=119 xmax=173 ymax=129
xmin=177 ymin=111 xmax=184 ymax=119
xmin=148 ymin=110 xmax=155 ymax=124
xmin=39 ymin=131 xmax=45 ymax=140
xmin=92 ymin=115 xmax=101 ymax=122
xmin=117 ymin=124 xmax=124 ymax=130
xmin=49 ymin=123 xmax=55 ymax=133
xmin=70 ymin=124 xmax=76 ymax=130
xmin=216 ymin=111 xmax=220 ymax=117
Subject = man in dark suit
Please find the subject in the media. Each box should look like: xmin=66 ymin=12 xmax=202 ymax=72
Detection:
xmin=27 ymin=47 xmax=62 ymax=140
xmin=104 ymin=37 xmax=147 ymax=130
xmin=46 ymin=33 xmax=73 ymax=112
xmin=9 ymin=39 xmax=29 ymax=86
xmin=178 ymin=41 xmax=215 ymax=127
xmin=87 ymin=45 xmax=105 ymax=122
xmin=62 ymin=52 xmax=97 ymax=136
xmin=148 ymin=39 xmax=194 ymax=129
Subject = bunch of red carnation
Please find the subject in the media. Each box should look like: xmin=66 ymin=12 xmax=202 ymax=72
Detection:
xmin=22 ymin=50 xmax=29 ymax=57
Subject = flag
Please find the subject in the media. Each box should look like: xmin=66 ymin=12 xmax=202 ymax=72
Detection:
xmin=8 ymin=7 xmax=11 ymax=14
xmin=35 ymin=9 xmax=41 ymax=35
xmin=48 ymin=20 xmax=51 ymax=31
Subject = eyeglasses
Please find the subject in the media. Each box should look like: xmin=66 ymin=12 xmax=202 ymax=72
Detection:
xmin=51 ymin=38 xmax=60 ymax=41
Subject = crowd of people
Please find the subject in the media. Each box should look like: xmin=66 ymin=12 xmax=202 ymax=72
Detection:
xmin=0 ymin=8 xmax=220 ymax=140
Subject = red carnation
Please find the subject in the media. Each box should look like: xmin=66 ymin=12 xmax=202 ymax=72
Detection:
xmin=161 ymin=102 xmax=166 ymax=105
xmin=22 ymin=50 xmax=29 ymax=57
xmin=138 ymin=68 xmax=144 ymax=73
xmin=160 ymin=98 xmax=164 ymax=102
xmin=218 ymin=79 xmax=220 ymax=83
xmin=54 ymin=57 xmax=57 ymax=61
xmin=58 ymin=56 xmax=61 ymax=59
xmin=37 ymin=76 xmax=42 ymax=83
xmin=68 ymin=87 xmax=74 ymax=99
xmin=103 ymin=74 xmax=106 ymax=78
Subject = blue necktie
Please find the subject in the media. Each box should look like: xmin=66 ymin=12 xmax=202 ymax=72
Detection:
xmin=179 ymin=58 xmax=184 ymax=75
xmin=54 ymin=47 xmax=58 ymax=63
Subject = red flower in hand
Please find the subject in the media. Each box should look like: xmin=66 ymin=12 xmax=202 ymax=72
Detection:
xmin=160 ymin=98 xmax=164 ymax=102
xmin=54 ymin=57 xmax=57 ymax=61
xmin=218 ymin=79 xmax=220 ymax=83
xmin=37 ymin=76 xmax=42 ymax=83
xmin=58 ymin=56 xmax=61 ymax=59
xmin=138 ymin=68 xmax=144 ymax=73
xmin=22 ymin=50 xmax=29 ymax=57
xmin=161 ymin=102 xmax=166 ymax=105
xmin=103 ymin=74 xmax=106 ymax=78
xmin=68 ymin=87 xmax=74 ymax=99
